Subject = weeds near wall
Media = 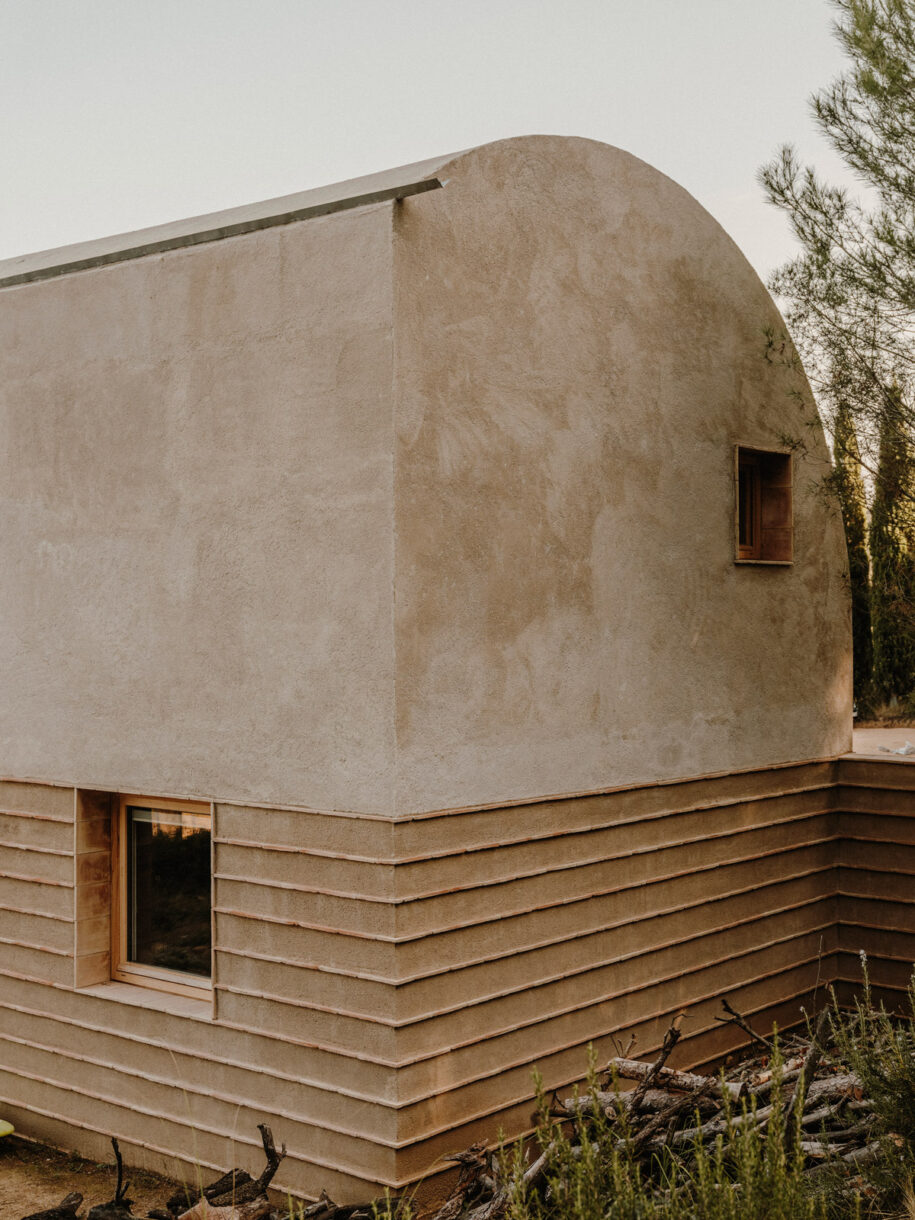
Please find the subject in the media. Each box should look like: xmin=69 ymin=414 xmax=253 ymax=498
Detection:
xmin=424 ymin=962 xmax=915 ymax=1220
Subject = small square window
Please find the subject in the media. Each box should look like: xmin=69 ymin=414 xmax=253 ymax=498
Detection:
xmin=736 ymin=447 xmax=792 ymax=563
xmin=112 ymin=795 xmax=212 ymax=998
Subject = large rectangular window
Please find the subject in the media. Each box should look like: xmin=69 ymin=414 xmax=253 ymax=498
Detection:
xmin=113 ymin=795 xmax=212 ymax=998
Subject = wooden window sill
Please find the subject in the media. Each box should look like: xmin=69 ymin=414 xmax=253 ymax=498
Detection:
xmin=78 ymin=978 xmax=214 ymax=1018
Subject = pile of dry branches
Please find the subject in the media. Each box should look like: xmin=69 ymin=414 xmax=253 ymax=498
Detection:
xmin=429 ymin=1005 xmax=886 ymax=1220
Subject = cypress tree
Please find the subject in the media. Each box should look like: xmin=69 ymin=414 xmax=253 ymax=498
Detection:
xmin=870 ymin=395 xmax=915 ymax=706
xmin=832 ymin=400 xmax=874 ymax=708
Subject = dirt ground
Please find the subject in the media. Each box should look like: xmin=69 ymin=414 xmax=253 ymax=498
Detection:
xmin=0 ymin=1135 xmax=186 ymax=1219
xmin=853 ymin=723 xmax=915 ymax=753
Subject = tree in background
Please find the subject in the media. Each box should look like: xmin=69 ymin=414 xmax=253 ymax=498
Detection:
xmin=870 ymin=393 xmax=915 ymax=704
xmin=761 ymin=0 xmax=915 ymax=706
xmin=760 ymin=0 xmax=915 ymax=468
xmin=830 ymin=397 xmax=874 ymax=706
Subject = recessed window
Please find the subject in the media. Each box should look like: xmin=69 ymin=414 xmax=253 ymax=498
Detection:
xmin=112 ymin=795 xmax=212 ymax=998
xmin=736 ymin=447 xmax=792 ymax=563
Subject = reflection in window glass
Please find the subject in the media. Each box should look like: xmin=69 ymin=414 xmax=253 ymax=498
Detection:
xmin=126 ymin=805 xmax=211 ymax=977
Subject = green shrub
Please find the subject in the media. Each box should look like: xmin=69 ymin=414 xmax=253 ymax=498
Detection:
xmin=500 ymin=1054 xmax=838 ymax=1220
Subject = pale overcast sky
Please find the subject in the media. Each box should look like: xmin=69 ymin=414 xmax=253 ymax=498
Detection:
xmin=1 ymin=0 xmax=853 ymax=280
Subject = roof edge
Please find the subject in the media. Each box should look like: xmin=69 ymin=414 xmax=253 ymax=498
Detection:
xmin=0 ymin=151 xmax=458 ymax=289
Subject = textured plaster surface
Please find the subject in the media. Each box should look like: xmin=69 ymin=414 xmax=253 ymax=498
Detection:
xmin=0 ymin=135 xmax=850 ymax=815
xmin=0 ymin=204 xmax=397 ymax=811
xmin=391 ymin=136 xmax=851 ymax=813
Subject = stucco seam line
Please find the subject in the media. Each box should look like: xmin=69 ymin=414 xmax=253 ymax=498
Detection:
xmin=386 ymin=757 xmax=841 ymax=823
xmin=214 ymin=924 xmax=834 ymax=1078
xmin=213 ymin=837 xmax=397 ymax=865
xmin=0 ymin=839 xmax=73 ymax=857
xmin=0 ymin=179 xmax=444 ymax=289
xmin=0 ymin=1030 xmax=399 ymax=1148
xmin=837 ymin=917 xmax=915 ymax=935
xmin=0 ymin=998 xmax=395 ymax=1108
xmin=840 ymin=753 xmax=915 ymax=766
xmin=837 ymin=803 xmax=915 ymax=820
xmin=214 ymin=891 xmax=833 ymax=1026
xmin=213 ymin=835 xmax=838 ymax=944
xmin=838 ymin=862 xmax=915 ymax=883
xmin=0 ymin=872 xmax=73 ymax=888
xmin=213 ymin=866 xmax=837 ymax=989
xmin=0 ymin=904 xmax=73 ymax=923
xmin=0 ymin=758 xmax=835 ymax=825
xmin=0 ymin=1067 xmax=394 ymax=1187
xmin=838 ymin=835 xmax=915 ymax=855
xmin=390 ymin=954 xmax=834 ymax=1122
xmin=837 ymin=893 xmax=915 ymax=913
xmin=212 ymin=780 xmax=836 ymax=866
xmin=838 ymin=803 xmax=915 ymax=819
xmin=836 ymin=778 xmax=915 ymax=794
xmin=215 ymin=912 xmax=835 ymax=1044
xmin=213 ymin=806 xmax=834 ymax=904
xmin=835 ymin=943 xmax=915 ymax=967
xmin=0 ymin=809 xmax=73 ymax=824
xmin=0 ymin=935 xmax=70 ymax=957
xmin=412 ymin=980 xmax=830 ymax=1154
xmin=838 ymin=782 xmax=915 ymax=796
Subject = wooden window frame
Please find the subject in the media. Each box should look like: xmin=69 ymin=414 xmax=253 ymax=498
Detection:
xmin=111 ymin=793 xmax=214 ymax=1000
xmin=734 ymin=445 xmax=793 ymax=565
xmin=737 ymin=451 xmax=762 ymax=560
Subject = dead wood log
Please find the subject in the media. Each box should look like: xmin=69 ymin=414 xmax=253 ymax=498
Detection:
xmin=748 ymin=1066 xmax=803 ymax=1097
xmin=629 ymin=1084 xmax=714 ymax=1154
xmin=203 ymin=1173 xmax=255 ymax=1203
xmin=608 ymin=1058 xmax=744 ymax=1100
xmin=799 ymin=1102 xmax=843 ymax=1129
xmin=298 ymin=1193 xmax=336 ymax=1220
xmin=805 ymin=1073 xmax=863 ymax=1105
xmin=561 ymin=1086 xmax=717 ymax=1119
xmin=175 ymin=1125 xmax=287 ymax=1217
xmin=203 ymin=1126 xmax=285 ymax=1208
xmin=842 ymin=1140 xmax=883 ymax=1167
xmin=20 ymin=1195 xmax=84 ymax=1220
xmin=88 ymin=1139 xmax=134 ymax=1220
xmin=668 ymin=1103 xmax=772 ymax=1148
xmin=798 ymin=1140 xmax=845 ymax=1159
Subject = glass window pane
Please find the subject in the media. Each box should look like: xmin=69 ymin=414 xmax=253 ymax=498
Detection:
xmin=126 ymin=805 xmax=211 ymax=977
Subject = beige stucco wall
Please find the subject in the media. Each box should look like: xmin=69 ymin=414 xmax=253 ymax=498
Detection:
xmin=0 ymin=204 xmax=398 ymax=812
xmin=391 ymin=136 xmax=851 ymax=814
xmin=0 ymin=135 xmax=849 ymax=815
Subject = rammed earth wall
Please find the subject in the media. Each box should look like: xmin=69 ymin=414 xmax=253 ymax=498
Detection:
xmin=1 ymin=756 xmax=910 ymax=1198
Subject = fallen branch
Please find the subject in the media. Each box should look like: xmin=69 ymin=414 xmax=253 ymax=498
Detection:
xmin=21 ymin=1196 xmax=84 ymax=1220
xmin=608 ymin=1058 xmax=744 ymax=1101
